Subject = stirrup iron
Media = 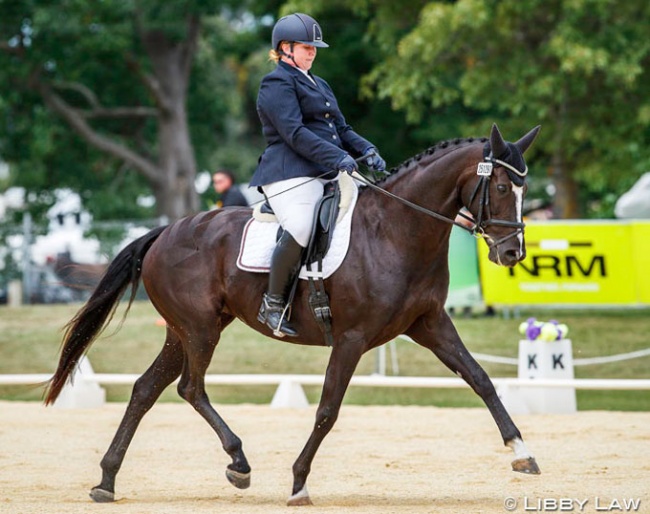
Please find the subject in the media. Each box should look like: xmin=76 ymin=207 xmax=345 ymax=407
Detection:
xmin=272 ymin=304 xmax=291 ymax=338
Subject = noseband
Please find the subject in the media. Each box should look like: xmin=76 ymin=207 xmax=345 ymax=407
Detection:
xmin=464 ymin=152 xmax=527 ymax=248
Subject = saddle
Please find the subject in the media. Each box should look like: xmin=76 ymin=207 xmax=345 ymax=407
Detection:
xmin=307 ymin=180 xmax=341 ymax=265
xmin=261 ymin=181 xmax=341 ymax=347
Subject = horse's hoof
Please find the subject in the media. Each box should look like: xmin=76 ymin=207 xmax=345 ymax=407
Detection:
xmin=512 ymin=457 xmax=541 ymax=475
xmin=287 ymin=486 xmax=313 ymax=506
xmin=89 ymin=487 xmax=115 ymax=503
xmin=225 ymin=468 xmax=251 ymax=489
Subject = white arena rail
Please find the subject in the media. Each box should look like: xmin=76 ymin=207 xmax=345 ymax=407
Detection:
xmin=2 ymin=372 xmax=650 ymax=390
xmin=2 ymin=343 xmax=649 ymax=410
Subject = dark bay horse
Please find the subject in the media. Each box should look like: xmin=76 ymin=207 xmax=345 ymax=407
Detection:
xmin=45 ymin=124 xmax=541 ymax=506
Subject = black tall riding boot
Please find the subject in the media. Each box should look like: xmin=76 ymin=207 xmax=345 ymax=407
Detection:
xmin=257 ymin=230 xmax=304 ymax=337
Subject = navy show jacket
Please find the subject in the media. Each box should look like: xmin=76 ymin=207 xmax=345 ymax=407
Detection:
xmin=250 ymin=61 xmax=373 ymax=187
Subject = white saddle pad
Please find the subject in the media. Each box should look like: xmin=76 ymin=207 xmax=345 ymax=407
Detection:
xmin=237 ymin=175 xmax=359 ymax=280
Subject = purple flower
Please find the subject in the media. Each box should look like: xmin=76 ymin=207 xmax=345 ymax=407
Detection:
xmin=526 ymin=324 xmax=542 ymax=341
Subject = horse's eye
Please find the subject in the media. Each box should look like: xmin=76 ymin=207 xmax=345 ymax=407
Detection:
xmin=496 ymin=184 xmax=508 ymax=194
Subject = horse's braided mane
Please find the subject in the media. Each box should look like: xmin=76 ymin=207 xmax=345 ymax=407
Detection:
xmin=369 ymin=136 xmax=489 ymax=186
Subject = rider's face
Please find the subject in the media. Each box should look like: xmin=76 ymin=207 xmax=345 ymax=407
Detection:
xmin=282 ymin=42 xmax=317 ymax=71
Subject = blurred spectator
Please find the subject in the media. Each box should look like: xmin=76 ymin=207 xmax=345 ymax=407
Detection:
xmin=523 ymin=198 xmax=554 ymax=221
xmin=212 ymin=169 xmax=249 ymax=208
xmin=455 ymin=207 xmax=475 ymax=228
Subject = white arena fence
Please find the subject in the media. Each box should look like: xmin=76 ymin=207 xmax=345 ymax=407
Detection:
xmin=2 ymin=371 xmax=650 ymax=390
xmin=1 ymin=336 xmax=649 ymax=411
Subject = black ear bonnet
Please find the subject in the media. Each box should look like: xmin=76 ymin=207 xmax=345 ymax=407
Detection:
xmin=483 ymin=142 xmax=527 ymax=187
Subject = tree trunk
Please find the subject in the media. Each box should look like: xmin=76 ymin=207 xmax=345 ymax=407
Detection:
xmin=550 ymin=86 xmax=580 ymax=219
xmin=551 ymin=151 xmax=580 ymax=219
xmin=147 ymin=57 xmax=199 ymax=219
xmin=152 ymin=110 xmax=198 ymax=219
xmin=142 ymin=20 xmax=200 ymax=220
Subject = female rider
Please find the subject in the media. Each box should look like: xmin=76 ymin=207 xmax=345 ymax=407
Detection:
xmin=250 ymin=13 xmax=386 ymax=337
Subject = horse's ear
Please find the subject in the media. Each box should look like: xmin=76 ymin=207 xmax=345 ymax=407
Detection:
xmin=489 ymin=123 xmax=508 ymax=157
xmin=514 ymin=125 xmax=541 ymax=155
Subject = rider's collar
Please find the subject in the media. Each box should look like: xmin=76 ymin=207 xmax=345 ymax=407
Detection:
xmin=294 ymin=66 xmax=316 ymax=84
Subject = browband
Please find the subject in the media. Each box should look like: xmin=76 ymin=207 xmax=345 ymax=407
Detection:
xmin=487 ymin=157 xmax=528 ymax=177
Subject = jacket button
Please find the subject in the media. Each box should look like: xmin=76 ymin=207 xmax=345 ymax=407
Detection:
xmin=332 ymin=135 xmax=337 ymax=140
xmin=325 ymin=113 xmax=330 ymax=118
xmin=325 ymin=101 xmax=331 ymax=107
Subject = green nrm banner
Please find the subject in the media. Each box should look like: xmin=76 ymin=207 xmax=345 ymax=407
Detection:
xmin=477 ymin=220 xmax=650 ymax=306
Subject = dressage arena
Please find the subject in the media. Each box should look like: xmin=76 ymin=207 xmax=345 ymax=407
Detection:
xmin=1 ymin=401 xmax=648 ymax=514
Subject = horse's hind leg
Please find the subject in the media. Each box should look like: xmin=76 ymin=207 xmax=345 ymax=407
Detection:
xmin=407 ymin=313 xmax=541 ymax=475
xmin=176 ymin=321 xmax=251 ymax=490
xmin=90 ymin=329 xmax=184 ymax=502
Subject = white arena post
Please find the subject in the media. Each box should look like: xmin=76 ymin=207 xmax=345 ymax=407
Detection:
xmin=270 ymin=379 xmax=310 ymax=408
xmin=53 ymin=355 xmax=106 ymax=409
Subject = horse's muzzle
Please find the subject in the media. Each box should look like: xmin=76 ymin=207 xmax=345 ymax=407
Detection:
xmin=499 ymin=248 xmax=525 ymax=267
xmin=488 ymin=239 xmax=526 ymax=267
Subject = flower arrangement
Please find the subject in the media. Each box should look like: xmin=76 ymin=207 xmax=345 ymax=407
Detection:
xmin=519 ymin=317 xmax=569 ymax=342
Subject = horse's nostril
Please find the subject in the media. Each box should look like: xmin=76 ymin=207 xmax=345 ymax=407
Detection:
xmin=505 ymin=249 xmax=520 ymax=262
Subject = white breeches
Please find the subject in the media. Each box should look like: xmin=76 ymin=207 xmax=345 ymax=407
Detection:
xmin=262 ymin=176 xmax=333 ymax=247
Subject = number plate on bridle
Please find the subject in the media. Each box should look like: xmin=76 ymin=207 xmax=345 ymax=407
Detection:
xmin=476 ymin=162 xmax=493 ymax=176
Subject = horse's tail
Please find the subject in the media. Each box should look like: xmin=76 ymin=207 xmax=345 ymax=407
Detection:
xmin=44 ymin=225 xmax=167 ymax=405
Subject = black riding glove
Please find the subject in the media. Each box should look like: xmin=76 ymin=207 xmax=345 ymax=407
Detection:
xmin=337 ymin=154 xmax=359 ymax=175
xmin=363 ymin=147 xmax=387 ymax=173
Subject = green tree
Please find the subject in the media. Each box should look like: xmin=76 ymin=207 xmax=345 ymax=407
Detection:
xmin=0 ymin=0 xmax=262 ymax=220
xmin=286 ymin=0 xmax=650 ymax=218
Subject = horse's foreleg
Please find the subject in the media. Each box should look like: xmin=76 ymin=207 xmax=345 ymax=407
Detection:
xmin=176 ymin=328 xmax=251 ymax=490
xmin=288 ymin=343 xmax=364 ymax=506
xmin=407 ymin=314 xmax=541 ymax=475
xmin=90 ymin=330 xmax=184 ymax=502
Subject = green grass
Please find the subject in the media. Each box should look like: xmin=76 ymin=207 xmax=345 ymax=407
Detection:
xmin=1 ymin=302 xmax=648 ymax=410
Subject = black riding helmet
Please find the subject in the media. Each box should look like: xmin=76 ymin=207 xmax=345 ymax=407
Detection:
xmin=272 ymin=13 xmax=329 ymax=50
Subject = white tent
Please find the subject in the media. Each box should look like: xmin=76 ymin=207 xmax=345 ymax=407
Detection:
xmin=615 ymin=173 xmax=650 ymax=219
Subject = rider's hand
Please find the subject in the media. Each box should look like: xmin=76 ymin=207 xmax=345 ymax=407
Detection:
xmin=337 ymin=154 xmax=359 ymax=175
xmin=363 ymin=147 xmax=387 ymax=173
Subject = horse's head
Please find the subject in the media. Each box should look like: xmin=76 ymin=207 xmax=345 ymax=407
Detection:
xmin=462 ymin=124 xmax=541 ymax=267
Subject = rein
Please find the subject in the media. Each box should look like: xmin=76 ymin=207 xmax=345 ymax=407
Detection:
xmin=253 ymin=149 xmax=527 ymax=248
xmin=352 ymin=172 xmax=473 ymax=233
xmin=354 ymin=153 xmax=527 ymax=247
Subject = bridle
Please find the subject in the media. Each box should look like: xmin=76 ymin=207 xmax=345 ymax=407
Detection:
xmin=354 ymin=150 xmax=528 ymax=249
xmin=461 ymin=149 xmax=528 ymax=247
